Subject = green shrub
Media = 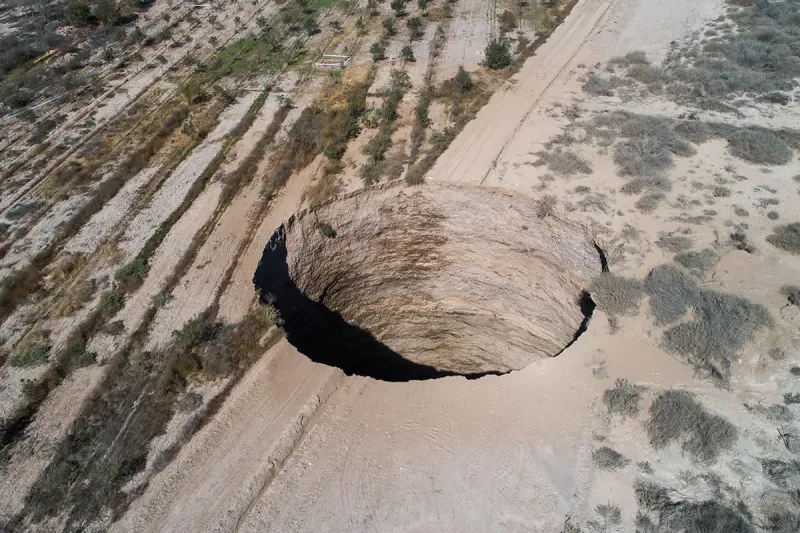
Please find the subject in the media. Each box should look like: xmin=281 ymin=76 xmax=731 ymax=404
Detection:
xmin=484 ymin=39 xmax=512 ymax=70
xmin=382 ymin=17 xmax=397 ymax=37
xmin=646 ymin=389 xmax=737 ymax=463
xmin=592 ymin=446 xmax=630 ymax=471
xmin=115 ymin=257 xmax=149 ymax=293
xmin=603 ymin=378 xmax=645 ymax=417
xmin=10 ymin=344 xmax=51 ymax=368
xmin=65 ymin=1 xmax=93 ymax=26
xmin=93 ymin=0 xmax=119 ymax=25
xmin=454 ymin=66 xmax=473 ymax=92
xmin=767 ymin=223 xmax=800 ymax=254
xmin=315 ymin=222 xmax=337 ymax=238
xmin=370 ymin=41 xmax=387 ymax=62
xmin=407 ymin=16 xmax=424 ymax=40
xmin=590 ymin=274 xmax=644 ymax=316
xmin=401 ymin=45 xmax=415 ymax=62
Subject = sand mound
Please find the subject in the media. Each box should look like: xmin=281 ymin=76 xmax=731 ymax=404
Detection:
xmin=254 ymin=184 xmax=602 ymax=380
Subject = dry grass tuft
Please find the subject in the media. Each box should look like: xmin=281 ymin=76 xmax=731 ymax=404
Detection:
xmin=604 ymin=378 xmax=645 ymax=417
xmin=304 ymin=173 xmax=342 ymax=207
xmin=767 ymin=223 xmax=800 ymax=254
xmin=780 ymin=285 xmax=800 ymax=307
xmin=674 ymin=248 xmax=717 ymax=275
xmin=534 ymin=148 xmax=592 ymax=176
xmin=590 ymin=274 xmax=644 ymax=316
xmin=593 ymin=446 xmax=630 ymax=471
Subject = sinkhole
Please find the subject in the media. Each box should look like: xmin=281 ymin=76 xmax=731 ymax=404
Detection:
xmin=253 ymin=184 xmax=603 ymax=382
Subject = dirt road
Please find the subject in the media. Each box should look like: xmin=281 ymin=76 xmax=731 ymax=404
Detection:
xmin=428 ymin=0 xmax=722 ymax=186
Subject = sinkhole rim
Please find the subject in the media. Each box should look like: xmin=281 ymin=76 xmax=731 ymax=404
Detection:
xmin=254 ymin=183 xmax=604 ymax=382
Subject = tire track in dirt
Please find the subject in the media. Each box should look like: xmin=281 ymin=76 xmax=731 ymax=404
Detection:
xmin=114 ymin=341 xmax=342 ymax=533
xmin=427 ymin=0 xmax=615 ymax=185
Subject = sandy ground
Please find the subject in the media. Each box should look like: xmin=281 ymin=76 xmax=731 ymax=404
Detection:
xmin=108 ymin=1 xmax=744 ymax=532
xmin=5 ymin=0 xmax=799 ymax=530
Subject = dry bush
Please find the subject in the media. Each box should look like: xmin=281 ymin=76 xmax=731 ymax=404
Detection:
xmin=534 ymin=148 xmax=592 ymax=176
xmin=620 ymin=174 xmax=671 ymax=195
xmin=767 ymin=223 xmax=800 ymax=254
xmin=608 ymin=50 xmax=650 ymax=68
xmin=764 ymin=512 xmax=800 ymax=533
xmin=583 ymin=73 xmax=615 ymax=96
xmin=603 ymin=378 xmax=645 ymax=417
xmin=613 ymin=137 xmax=674 ymax=177
xmin=727 ymin=129 xmax=793 ymax=165
xmin=662 ymin=500 xmax=755 ymax=533
xmin=593 ymin=446 xmax=630 ymax=471
xmin=663 ymin=290 xmax=771 ymax=384
xmin=635 ymin=191 xmax=666 ymax=213
xmin=674 ymin=248 xmax=717 ymax=275
xmin=644 ymin=264 xmax=701 ymax=324
xmin=674 ymin=120 xmax=713 ymax=144
xmin=588 ymin=502 xmax=623 ymax=531
xmin=761 ymin=458 xmax=800 ymax=489
xmin=712 ymin=186 xmax=732 ymax=198
xmin=304 ymin=173 xmax=342 ymax=207
xmin=780 ymin=285 xmax=800 ymax=307
xmin=634 ymin=480 xmax=673 ymax=512
xmin=590 ymin=274 xmax=644 ymax=316
xmin=536 ymin=194 xmax=558 ymax=218
xmin=647 ymin=389 xmax=737 ymax=463
xmin=656 ymin=233 xmax=693 ymax=253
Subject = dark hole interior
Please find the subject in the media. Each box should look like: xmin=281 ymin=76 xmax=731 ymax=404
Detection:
xmin=253 ymin=227 xmax=595 ymax=382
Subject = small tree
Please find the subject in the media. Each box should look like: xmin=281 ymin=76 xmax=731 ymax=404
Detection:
xmin=65 ymin=1 xmax=93 ymax=26
xmin=417 ymin=0 xmax=428 ymax=10
xmin=302 ymin=16 xmax=320 ymax=35
xmin=484 ymin=38 xmax=512 ymax=69
xmin=443 ymin=2 xmax=452 ymax=18
xmin=498 ymin=9 xmax=517 ymax=33
xmin=209 ymin=35 xmax=219 ymax=47
xmin=407 ymin=16 xmax=423 ymax=40
xmin=401 ymin=44 xmax=415 ymax=62
xmin=390 ymin=0 xmax=406 ymax=17
xmin=94 ymin=0 xmax=119 ymax=25
xmin=370 ymin=41 xmax=387 ymax=62
xmin=382 ymin=17 xmax=397 ymax=37
xmin=454 ymin=65 xmax=473 ymax=92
